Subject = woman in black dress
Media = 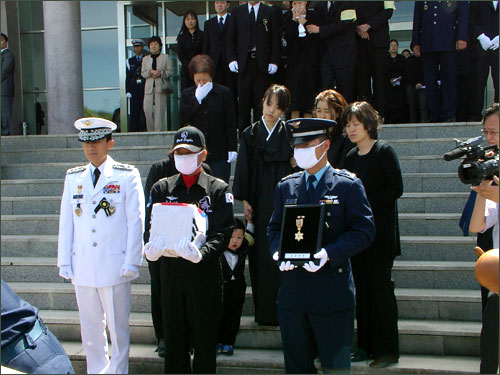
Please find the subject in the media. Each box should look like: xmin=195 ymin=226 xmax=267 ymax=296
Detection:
xmin=232 ymin=84 xmax=295 ymax=325
xmin=177 ymin=9 xmax=204 ymax=91
xmin=343 ymin=101 xmax=403 ymax=368
xmin=284 ymin=1 xmax=320 ymax=118
xmin=385 ymin=39 xmax=407 ymax=124
xmin=313 ymin=89 xmax=354 ymax=169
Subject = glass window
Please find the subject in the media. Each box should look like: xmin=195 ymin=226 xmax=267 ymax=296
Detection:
xmin=20 ymin=33 xmax=46 ymax=93
xmin=19 ymin=2 xmax=44 ymax=32
xmin=84 ymin=89 xmax=121 ymax=123
xmin=82 ymin=29 xmax=119 ymax=88
xmin=392 ymin=1 xmax=414 ymax=24
xmin=126 ymin=4 xmax=159 ymax=40
xmin=80 ymin=1 xmax=117 ymax=28
xmin=166 ymin=2 xmax=209 ymax=37
xmin=23 ymin=92 xmax=47 ymax=135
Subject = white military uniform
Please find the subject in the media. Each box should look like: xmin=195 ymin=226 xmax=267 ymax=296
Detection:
xmin=57 ymin=154 xmax=145 ymax=374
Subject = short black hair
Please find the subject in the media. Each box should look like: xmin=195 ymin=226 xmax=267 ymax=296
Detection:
xmin=105 ymin=134 xmax=113 ymax=142
xmin=234 ymin=218 xmax=245 ymax=231
xmin=1 ymin=33 xmax=7 ymax=42
xmin=483 ymin=103 xmax=499 ymax=123
xmin=389 ymin=39 xmax=399 ymax=46
xmin=148 ymin=35 xmax=162 ymax=48
xmin=262 ymin=84 xmax=291 ymax=112
xmin=341 ymin=101 xmax=380 ymax=140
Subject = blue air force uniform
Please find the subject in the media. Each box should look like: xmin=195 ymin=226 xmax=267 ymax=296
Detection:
xmin=267 ymin=118 xmax=375 ymax=373
xmin=126 ymin=39 xmax=147 ymax=132
xmin=411 ymin=1 xmax=469 ymax=122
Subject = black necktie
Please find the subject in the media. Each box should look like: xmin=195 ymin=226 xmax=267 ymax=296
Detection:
xmin=219 ymin=17 xmax=224 ymax=32
xmin=249 ymin=6 xmax=256 ymax=50
xmin=93 ymin=168 xmax=101 ymax=187
xmin=307 ymin=175 xmax=316 ymax=198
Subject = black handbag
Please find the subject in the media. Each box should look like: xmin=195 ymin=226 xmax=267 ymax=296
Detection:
xmin=161 ymin=77 xmax=174 ymax=95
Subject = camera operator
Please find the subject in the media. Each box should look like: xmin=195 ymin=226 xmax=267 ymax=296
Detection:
xmin=468 ymin=102 xmax=499 ymax=374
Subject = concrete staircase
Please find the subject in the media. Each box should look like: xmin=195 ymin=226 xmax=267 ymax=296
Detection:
xmin=1 ymin=123 xmax=484 ymax=373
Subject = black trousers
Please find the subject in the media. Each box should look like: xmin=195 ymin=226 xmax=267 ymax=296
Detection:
xmin=351 ymin=251 xmax=399 ymax=359
xmin=214 ymin=63 xmax=238 ymax=124
xmin=356 ymin=43 xmax=387 ymax=117
xmin=237 ymin=56 xmax=271 ymax=133
xmin=162 ymin=260 xmax=222 ymax=374
xmin=406 ymin=85 xmax=428 ymax=123
xmin=129 ymin=92 xmax=147 ymax=132
xmin=480 ymin=292 xmax=499 ymax=374
xmin=218 ymin=279 xmax=246 ymax=346
xmin=320 ymin=54 xmax=356 ymax=103
xmin=469 ymin=50 xmax=499 ymax=120
xmin=148 ymin=258 xmax=164 ymax=340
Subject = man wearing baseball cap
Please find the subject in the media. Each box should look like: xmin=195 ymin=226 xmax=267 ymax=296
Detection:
xmin=144 ymin=126 xmax=234 ymax=373
xmin=57 ymin=117 xmax=145 ymax=374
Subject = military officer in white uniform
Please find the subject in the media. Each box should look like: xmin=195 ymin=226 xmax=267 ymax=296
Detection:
xmin=57 ymin=117 xmax=145 ymax=374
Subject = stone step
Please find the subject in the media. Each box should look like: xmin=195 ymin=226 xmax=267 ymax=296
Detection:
xmin=62 ymin=341 xmax=480 ymax=374
xmin=1 ymin=234 xmax=479 ymax=262
xmin=378 ymin=122 xmax=481 ymax=140
xmin=1 ymin=173 xmax=468 ymax=201
xmin=1 ymin=146 xmax=172 ymax=164
xmin=0 ymin=132 xmax=176 ymax=151
xmin=1 ymin=155 xmax=463 ymax=180
xmin=0 ymin=212 xmax=464 ymax=236
xmin=0 ymin=137 xmax=466 ymax=165
xmin=6 ymin=281 xmax=481 ymax=322
xmin=39 ymin=309 xmax=481 ymax=356
xmin=0 ymin=192 xmax=469 ymax=215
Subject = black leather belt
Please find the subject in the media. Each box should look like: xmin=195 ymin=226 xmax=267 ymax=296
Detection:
xmin=1 ymin=319 xmax=46 ymax=364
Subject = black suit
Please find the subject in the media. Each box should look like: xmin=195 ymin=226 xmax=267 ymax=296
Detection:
xmin=1 ymin=48 xmax=15 ymax=135
xmin=180 ymin=83 xmax=237 ymax=182
xmin=228 ymin=3 xmax=281 ymax=132
xmin=468 ymin=1 xmax=499 ymax=121
xmin=355 ymin=1 xmax=393 ymax=116
xmin=314 ymin=1 xmax=358 ymax=102
xmin=126 ymin=55 xmax=147 ymax=132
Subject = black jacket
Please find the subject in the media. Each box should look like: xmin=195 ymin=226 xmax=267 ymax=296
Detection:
xmin=314 ymin=1 xmax=358 ymax=68
xmin=469 ymin=1 xmax=499 ymax=59
xmin=355 ymin=1 xmax=393 ymax=49
xmin=221 ymin=236 xmax=252 ymax=284
xmin=177 ymin=29 xmax=204 ymax=67
xmin=283 ymin=9 xmax=321 ymax=66
xmin=227 ymin=3 xmax=282 ymax=73
xmin=203 ymin=14 xmax=232 ymax=69
xmin=179 ymin=83 xmax=237 ymax=162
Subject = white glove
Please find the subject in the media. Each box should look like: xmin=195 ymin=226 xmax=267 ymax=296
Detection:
xmin=227 ymin=151 xmax=238 ymax=163
xmin=59 ymin=265 xmax=74 ymax=280
xmin=192 ymin=232 xmax=206 ymax=250
xmin=120 ymin=264 xmax=139 ymax=278
xmin=273 ymin=251 xmax=297 ymax=271
xmin=268 ymin=63 xmax=278 ymax=75
xmin=195 ymin=82 xmax=213 ymax=104
xmin=303 ymin=248 xmax=329 ymax=273
xmin=229 ymin=61 xmax=239 ymax=73
xmin=144 ymin=236 xmax=165 ymax=261
xmin=490 ymin=35 xmax=499 ymax=50
xmin=175 ymin=237 xmax=203 ymax=263
xmin=126 ymin=92 xmax=132 ymax=99
xmin=478 ymin=33 xmax=492 ymax=51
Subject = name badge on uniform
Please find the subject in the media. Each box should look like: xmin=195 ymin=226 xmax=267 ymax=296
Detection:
xmin=72 ymin=194 xmax=84 ymax=199
xmin=285 ymin=198 xmax=298 ymax=205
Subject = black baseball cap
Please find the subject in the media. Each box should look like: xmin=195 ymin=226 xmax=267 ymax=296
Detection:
xmin=286 ymin=118 xmax=336 ymax=145
xmin=172 ymin=126 xmax=206 ymax=152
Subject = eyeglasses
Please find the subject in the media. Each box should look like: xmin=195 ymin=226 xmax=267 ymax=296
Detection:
xmin=481 ymin=129 xmax=499 ymax=136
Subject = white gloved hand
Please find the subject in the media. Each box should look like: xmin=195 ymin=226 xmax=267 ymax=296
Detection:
xmin=126 ymin=92 xmax=132 ymax=99
xmin=229 ymin=61 xmax=239 ymax=73
xmin=195 ymin=82 xmax=213 ymax=104
xmin=144 ymin=236 xmax=165 ymax=261
xmin=490 ymin=35 xmax=499 ymax=50
xmin=227 ymin=151 xmax=238 ymax=163
xmin=478 ymin=33 xmax=492 ymax=51
xmin=175 ymin=237 xmax=203 ymax=263
xmin=303 ymin=248 xmax=329 ymax=273
xmin=273 ymin=251 xmax=297 ymax=271
xmin=59 ymin=265 xmax=74 ymax=280
xmin=192 ymin=232 xmax=206 ymax=250
xmin=268 ymin=63 xmax=278 ymax=75
xmin=120 ymin=264 xmax=139 ymax=278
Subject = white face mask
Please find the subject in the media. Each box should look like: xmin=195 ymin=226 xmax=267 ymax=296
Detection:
xmin=174 ymin=151 xmax=203 ymax=175
xmin=294 ymin=141 xmax=326 ymax=170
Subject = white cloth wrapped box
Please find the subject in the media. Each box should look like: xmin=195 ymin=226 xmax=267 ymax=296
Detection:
xmin=150 ymin=203 xmax=208 ymax=257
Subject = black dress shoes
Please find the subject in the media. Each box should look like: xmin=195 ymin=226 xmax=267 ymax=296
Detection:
xmin=157 ymin=338 xmax=165 ymax=358
xmin=350 ymin=348 xmax=369 ymax=362
xmin=369 ymin=355 xmax=399 ymax=368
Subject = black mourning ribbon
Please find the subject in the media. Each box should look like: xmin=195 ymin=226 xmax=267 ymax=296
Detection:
xmin=94 ymin=197 xmax=112 ymax=217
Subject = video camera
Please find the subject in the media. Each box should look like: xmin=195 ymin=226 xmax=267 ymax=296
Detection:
xmin=443 ymin=136 xmax=498 ymax=185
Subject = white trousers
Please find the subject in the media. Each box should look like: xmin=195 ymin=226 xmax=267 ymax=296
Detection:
xmin=75 ymin=282 xmax=131 ymax=374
